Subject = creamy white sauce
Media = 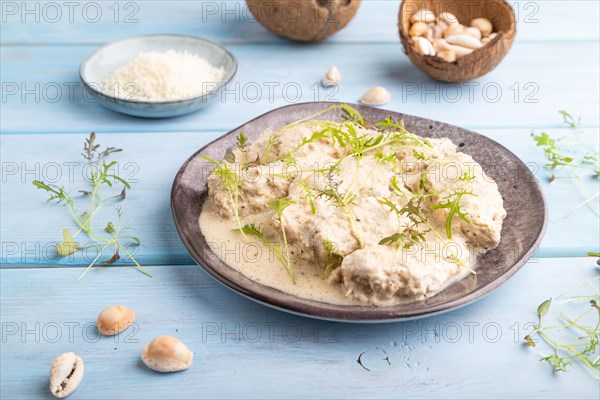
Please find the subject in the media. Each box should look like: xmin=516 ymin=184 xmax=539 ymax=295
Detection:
xmin=198 ymin=113 xmax=505 ymax=307
xmin=200 ymin=199 xmax=475 ymax=306
xmin=200 ymin=198 xmax=366 ymax=306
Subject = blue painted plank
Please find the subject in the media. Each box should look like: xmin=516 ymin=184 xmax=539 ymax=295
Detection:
xmin=1 ymin=2 xmax=598 ymax=398
xmin=1 ymin=129 xmax=597 ymax=267
xmin=1 ymin=1 xmax=598 ymax=45
xmin=1 ymin=258 xmax=598 ymax=399
xmin=1 ymin=41 xmax=599 ymax=134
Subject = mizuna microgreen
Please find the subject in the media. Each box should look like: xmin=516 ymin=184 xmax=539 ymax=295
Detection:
xmin=236 ymin=223 xmax=293 ymax=282
xmin=316 ymin=182 xmax=364 ymax=248
xmin=202 ymin=155 xmax=245 ymax=236
xmin=211 ymin=104 xmax=485 ymax=284
xmin=533 ymin=110 xmax=599 ymax=216
xmin=533 ymin=132 xmax=575 ymax=182
xmin=379 ymin=178 xmax=475 ymax=274
xmin=297 ymin=180 xmax=317 ymax=214
xmin=430 ymin=189 xmax=477 ymax=239
xmin=322 ymin=238 xmax=343 ymax=278
xmin=378 ymin=228 xmax=428 ymax=250
xmin=236 ymin=131 xmax=248 ymax=153
xmin=269 ymin=197 xmax=296 ymax=283
xmin=524 ymin=274 xmax=599 ymax=377
xmin=33 ymin=132 xmax=149 ymax=279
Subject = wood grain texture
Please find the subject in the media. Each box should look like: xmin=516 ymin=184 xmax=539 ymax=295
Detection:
xmin=1 ymin=258 xmax=598 ymax=399
xmin=1 ymin=1 xmax=600 ymax=398
xmin=1 ymin=129 xmax=598 ymax=268
xmin=1 ymin=0 xmax=598 ymax=45
xmin=2 ymin=41 xmax=599 ymax=134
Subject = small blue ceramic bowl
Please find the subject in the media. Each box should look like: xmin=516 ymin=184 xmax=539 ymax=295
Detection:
xmin=80 ymin=34 xmax=237 ymax=118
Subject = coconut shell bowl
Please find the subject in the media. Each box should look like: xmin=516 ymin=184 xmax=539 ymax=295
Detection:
xmin=399 ymin=0 xmax=516 ymax=82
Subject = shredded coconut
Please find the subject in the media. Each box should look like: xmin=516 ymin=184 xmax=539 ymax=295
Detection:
xmin=103 ymin=50 xmax=226 ymax=102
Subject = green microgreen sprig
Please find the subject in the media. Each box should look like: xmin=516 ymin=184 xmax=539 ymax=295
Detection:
xmin=533 ymin=110 xmax=599 ymax=216
xmin=269 ymin=197 xmax=296 ymax=283
xmin=202 ymin=156 xmax=245 ymax=237
xmin=322 ymin=238 xmax=344 ymax=278
xmin=430 ymin=189 xmax=477 ymax=239
xmin=210 ymin=104 xmax=482 ymax=284
xmin=237 ymin=223 xmax=294 ymax=282
xmin=33 ymin=132 xmax=148 ymax=279
xmin=317 ymin=182 xmax=364 ymax=248
xmin=524 ymin=274 xmax=599 ymax=377
xmin=379 ymin=180 xmax=475 ymax=273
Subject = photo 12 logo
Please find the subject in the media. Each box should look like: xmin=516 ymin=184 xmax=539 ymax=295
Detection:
xmin=1 ymin=1 xmax=140 ymax=24
xmin=1 ymin=80 xmax=341 ymax=105
xmin=201 ymin=321 xmax=339 ymax=344
xmin=399 ymin=81 xmax=540 ymax=104
xmin=1 ymin=321 xmax=140 ymax=344
xmin=1 ymin=160 xmax=139 ymax=185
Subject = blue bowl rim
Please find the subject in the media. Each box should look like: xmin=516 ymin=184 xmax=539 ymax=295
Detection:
xmin=79 ymin=33 xmax=238 ymax=106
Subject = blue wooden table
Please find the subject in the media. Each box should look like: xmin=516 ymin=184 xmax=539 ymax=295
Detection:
xmin=1 ymin=1 xmax=599 ymax=398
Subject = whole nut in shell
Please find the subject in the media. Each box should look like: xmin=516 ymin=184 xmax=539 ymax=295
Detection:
xmin=438 ymin=12 xmax=459 ymax=25
xmin=359 ymin=86 xmax=391 ymax=106
xmin=412 ymin=36 xmax=436 ymax=56
xmin=448 ymin=44 xmax=473 ymax=58
xmin=410 ymin=8 xmax=435 ymax=23
xmin=246 ymin=0 xmax=361 ymax=42
xmin=443 ymin=23 xmax=464 ymax=38
xmin=141 ymin=336 xmax=193 ymax=372
xmin=409 ymin=21 xmax=429 ymax=37
xmin=446 ymin=34 xmax=482 ymax=49
xmin=464 ymin=27 xmax=482 ymax=40
xmin=471 ymin=18 xmax=493 ymax=37
xmin=398 ymin=0 xmax=517 ymax=82
xmin=322 ymin=66 xmax=341 ymax=87
xmin=96 ymin=305 xmax=135 ymax=336
xmin=429 ymin=25 xmax=443 ymax=40
xmin=433 ymin=38 xmax=451 ymax=52
xmin=482 ymin=32 xmax=498 ymax=45
xmin=436 ymin=20 xmax=448 ymax=32
xmin=50 ymin=352 xmax=84 ymax=398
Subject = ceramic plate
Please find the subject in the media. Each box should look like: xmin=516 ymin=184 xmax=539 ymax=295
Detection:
xmin=171 ymin=102 xmax=547 ymax=322
xmin=80 ymin=34 xmax=237 ymax=118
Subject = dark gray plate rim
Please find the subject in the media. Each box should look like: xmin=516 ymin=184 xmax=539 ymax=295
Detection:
xmin=171 ymin=102 xmax=548 ymax=322
xmin=79 ymin=33 xmax=238 ymax=106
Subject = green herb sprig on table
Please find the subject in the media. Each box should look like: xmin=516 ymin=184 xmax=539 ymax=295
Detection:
xmin=533 ymin=110 xmax=599 ymax=216
xmin=33 ymin=133 xmax=150 ymax=279
xmin=524 ymin=270 xmax=599 ymax=377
